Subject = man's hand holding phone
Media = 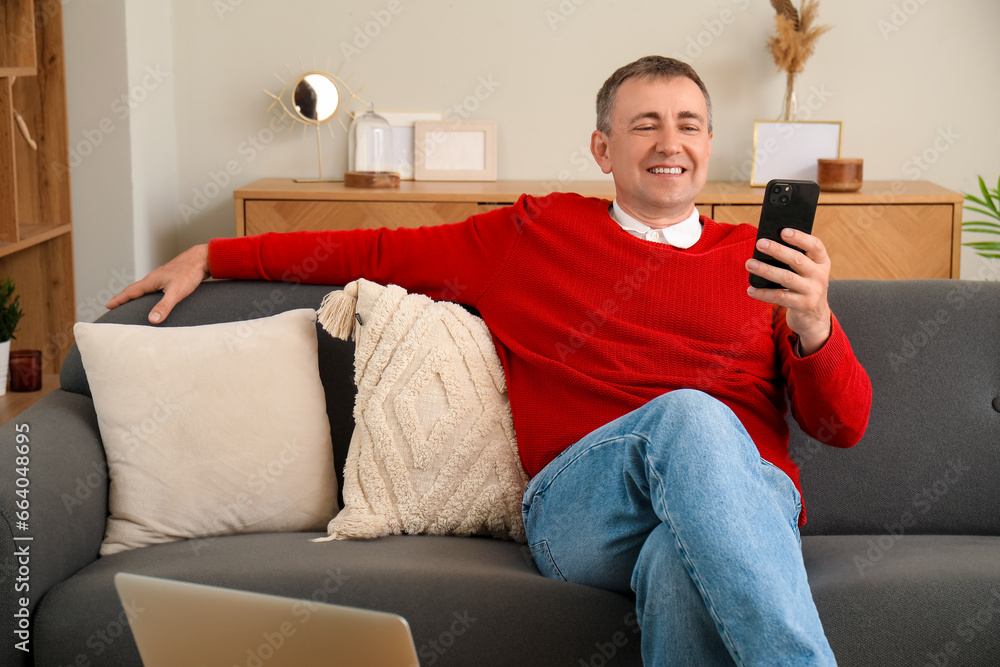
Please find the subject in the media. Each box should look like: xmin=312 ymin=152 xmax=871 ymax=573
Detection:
xmin=746 ymin=228 xmax=832 ymax=356
xmin=746 ymin=179 xmax=832 ymax=356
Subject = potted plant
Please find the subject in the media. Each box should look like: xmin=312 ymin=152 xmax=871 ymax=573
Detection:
xmin=0 ymin=277 xmax=24 ymax=396
xmin=962 ymin=175 xmax=1000 ymax=261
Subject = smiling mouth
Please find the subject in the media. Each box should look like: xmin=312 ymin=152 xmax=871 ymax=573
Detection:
xmin=648 ymin=167 xmax=684 ymax=175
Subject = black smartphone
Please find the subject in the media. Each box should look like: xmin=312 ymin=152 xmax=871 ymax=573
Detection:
xmin=749 ymin=179 xmax=820 ymax=289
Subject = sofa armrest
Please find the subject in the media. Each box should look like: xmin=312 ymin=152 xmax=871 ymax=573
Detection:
xmin=1 ymin=390 xmax=108 ymax=665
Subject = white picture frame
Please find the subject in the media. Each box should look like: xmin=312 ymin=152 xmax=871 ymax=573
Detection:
xmin=377 ymin=111 xmax=443 ymax=180
xmin=413 ymin=120 xmax=498 ymax=182
xmin=751 ymin=121 xmax=842 ymax=186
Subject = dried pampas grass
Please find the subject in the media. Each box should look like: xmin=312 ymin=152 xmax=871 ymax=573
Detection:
xmin=767 ymin=0 xmax=832 ymax=120
xmin=770 ymin=0 xmax=800 ymax=30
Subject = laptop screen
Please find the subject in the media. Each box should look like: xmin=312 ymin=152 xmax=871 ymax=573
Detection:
xmin=114 ymin=572 xmax=420 ymax=667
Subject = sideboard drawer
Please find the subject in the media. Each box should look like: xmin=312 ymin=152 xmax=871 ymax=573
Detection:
xmin=244 ymin=200 xmax=481 ymax=235
xmin=712 ymin=204 xmax=954 ymax=280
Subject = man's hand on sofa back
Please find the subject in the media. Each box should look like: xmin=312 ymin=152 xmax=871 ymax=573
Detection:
xmin=106 ymin=244 xmax=211 ymax=324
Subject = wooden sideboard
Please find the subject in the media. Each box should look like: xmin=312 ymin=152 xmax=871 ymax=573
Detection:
xmin=234 ymin=179 xmax=963 ymax=280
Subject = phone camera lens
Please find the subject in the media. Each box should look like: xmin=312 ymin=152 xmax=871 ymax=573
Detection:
xmin=779 ymin=195 xmax=790 ymax=204
xmin=772 ymin=185 xmax=782 ymax=194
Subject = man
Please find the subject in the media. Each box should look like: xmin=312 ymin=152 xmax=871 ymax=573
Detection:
xmin=109 ymin=56 xmax=871 ymax=665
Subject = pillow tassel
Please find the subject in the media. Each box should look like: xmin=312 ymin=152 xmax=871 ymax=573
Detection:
xmin=312 ymin=513 xmax=391 ymax=541
xmin=317 ymin=281 xmax=360 ymax=341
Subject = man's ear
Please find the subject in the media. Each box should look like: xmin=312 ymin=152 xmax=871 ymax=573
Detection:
xmin=591 ymin=130 xmax=613 ymax=175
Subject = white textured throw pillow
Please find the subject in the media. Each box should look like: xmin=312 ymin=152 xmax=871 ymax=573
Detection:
xmin=74 ymin=309 xmax=337 ymax=556
xmin=315 ymin=279 xmax=528 ymax=543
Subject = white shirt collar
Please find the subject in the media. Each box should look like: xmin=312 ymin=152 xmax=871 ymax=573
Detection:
xmin=610 ymin=200 xmax=702 ymax=249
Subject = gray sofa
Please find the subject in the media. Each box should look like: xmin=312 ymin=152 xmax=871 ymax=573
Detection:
xmin=2 ymin=278 xmax=999 ymax=666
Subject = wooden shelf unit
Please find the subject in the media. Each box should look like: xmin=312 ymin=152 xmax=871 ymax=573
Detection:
xmin=0 ymin=0 xmax=37 ymax=77
xmin=0 ymin=0 xmax=76 ymax=424
xmin=234 ymin=179 xmax=963 ymax=280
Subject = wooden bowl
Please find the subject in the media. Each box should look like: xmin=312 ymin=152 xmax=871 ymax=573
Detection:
xmin=344 ymin=171 xmax=400 ymax=188
xmin=817 ymin=158 xmax=863 ymax=192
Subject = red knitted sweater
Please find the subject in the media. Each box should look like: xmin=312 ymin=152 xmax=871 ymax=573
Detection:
xmin=210 ymin=193 xmax=872 ymax=521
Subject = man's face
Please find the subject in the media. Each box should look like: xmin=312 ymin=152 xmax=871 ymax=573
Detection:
xmin=591 ymin=76 xmax=712 ymax=227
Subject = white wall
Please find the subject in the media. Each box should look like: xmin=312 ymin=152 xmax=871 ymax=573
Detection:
xmin=63 ymin=0 xmax=134 ymax=323
xmin=124 ymin=0 xmax=180 ymax=278
xmin=65 ymin=0 xmax=1000 ymax=320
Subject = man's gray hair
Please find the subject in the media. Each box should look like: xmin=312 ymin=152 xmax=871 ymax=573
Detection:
xmin=595 ymin=56 xmax=713 ymax=135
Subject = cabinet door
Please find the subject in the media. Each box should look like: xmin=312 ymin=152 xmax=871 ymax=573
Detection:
xmin=711 ymin=204 xmax=954 ymax=279
xmin=244 ymin=200 xmax=481 ymax=235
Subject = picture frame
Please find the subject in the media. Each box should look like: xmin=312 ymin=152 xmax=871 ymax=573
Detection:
xmin=377 ymin=111 xmax=443 ymax=180
xmin=413 ymin=120 xmax=498 ymax=182
xmin=751 ymin=120 xmax=842 ymax=187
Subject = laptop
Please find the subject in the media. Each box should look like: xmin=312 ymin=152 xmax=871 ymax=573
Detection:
xmin=114 ymin=572 xmax=420 ymax=666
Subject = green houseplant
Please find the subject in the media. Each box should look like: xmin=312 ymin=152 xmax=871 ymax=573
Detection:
xmin=962 ymin=175 xmax=1000 ymax=260
xmin=0 ymin=277 xmax=24 ymax=342
xmin=0 ymin=277 xmax=24 ymax=397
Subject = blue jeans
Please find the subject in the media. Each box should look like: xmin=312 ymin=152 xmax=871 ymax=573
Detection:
xmin=521 ymin=389 xmax=836 ymax=666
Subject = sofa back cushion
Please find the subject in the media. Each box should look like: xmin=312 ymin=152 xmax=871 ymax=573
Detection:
xmin=795 ymin=279 xmax=1000 ymax=537
xmin=63 ymin=279 xmax=1000 ymax=536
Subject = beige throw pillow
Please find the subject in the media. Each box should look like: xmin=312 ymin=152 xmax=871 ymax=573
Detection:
xmin=74 ymin=309 xmax=337 ymax=556
xmin=316 ymin=279 xmax=528 ymax=543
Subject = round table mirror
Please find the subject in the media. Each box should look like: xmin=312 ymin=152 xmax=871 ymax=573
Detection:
xmin=293 ymin=73 xmax=340 ymax=123
xmin=264 ymin=65 xmax=361 ymax=182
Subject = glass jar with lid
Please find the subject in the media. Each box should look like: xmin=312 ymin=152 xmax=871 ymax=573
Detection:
xmin=348 ymin=104 xmax=395 ymax=174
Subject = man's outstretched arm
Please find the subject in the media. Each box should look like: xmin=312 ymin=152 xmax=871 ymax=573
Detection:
xmin=107 ymin=200 xmax=527 ymax=325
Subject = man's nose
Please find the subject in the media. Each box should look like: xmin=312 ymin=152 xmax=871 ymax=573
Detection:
xmin=653 ymin=128 xmax=682 ymax=155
